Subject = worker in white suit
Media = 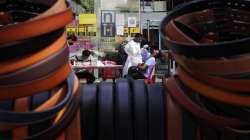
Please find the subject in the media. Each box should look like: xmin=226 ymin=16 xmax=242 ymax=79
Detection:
xmin=123 ymin=33 xmax=143 ymax=77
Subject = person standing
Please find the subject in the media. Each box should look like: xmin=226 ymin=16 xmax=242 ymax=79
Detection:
xmin=116 ymin=40 xmax=128 ymax=65
xmin=123 ymin=33 xmax=143 ymax=77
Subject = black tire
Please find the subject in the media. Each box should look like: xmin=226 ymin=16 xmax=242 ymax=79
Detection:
xmin=81 ymin=84 xmax=97 ymax=140
xmin=147 ymin=84 xmax=165 ymax=140
xmin=115 ymin=79 xmax=133 ymax=140
xmin=98 ymin=82 xmax=114 ymax=140
xmin=131 ymin=80 xmax=148 ymax=140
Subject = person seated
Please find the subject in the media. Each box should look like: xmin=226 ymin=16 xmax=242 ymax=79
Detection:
xmin=80 ymin=49 xmax=92 ymax=61
xmin=73 ymin=49 xmax=90 ymax=62
xmin=75 ymin=70 xmax=96 ymax=84
xmin=75 ymin=49 xmax=96 ymax=84
xmin=128 ymin=47 xmax=156 ymax=80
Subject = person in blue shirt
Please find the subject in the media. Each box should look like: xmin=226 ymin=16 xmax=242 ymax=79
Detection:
xmin=128 ymin=47 xmax=156 ymax=79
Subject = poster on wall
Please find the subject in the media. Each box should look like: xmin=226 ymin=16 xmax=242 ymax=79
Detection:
xmin=128 ymin=16 xmax=137 ymax=27
xmin=116 ymin=14 xmax=125 ymax=26
xmin=116 ymin=26 xmax=124 ymax=35
xmin=101 ymin=10 xmax=116 ymax=37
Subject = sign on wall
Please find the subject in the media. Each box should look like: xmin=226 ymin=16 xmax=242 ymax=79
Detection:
xmin=79 ymin=14 xmax=97 ymax=25
xmin=130 ymin=27 xmax=140 ymax=33
xmin=77 ymin=26 xmax=97 ymax=36
xmin=66 ymin=27 xmax=77 ymax=33
xmin=101 ymin=10 xmax=116 ymax=37
xmin=128 ymin=16 xmax=137 ymax=27
xmin=116 ymin=26 xmax=124 ymax=35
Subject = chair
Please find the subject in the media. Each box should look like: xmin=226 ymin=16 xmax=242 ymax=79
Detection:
xmin=144 ymin=65 xmax=155 ymax=84
xmin=101 ymin=60 xmax=121 ymax=82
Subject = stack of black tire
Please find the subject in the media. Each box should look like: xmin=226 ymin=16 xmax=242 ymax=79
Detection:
xmin=81 ymin=79 xmax=166 ymax=140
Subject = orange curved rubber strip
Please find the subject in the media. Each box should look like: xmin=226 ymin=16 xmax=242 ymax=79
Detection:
xmin=165 ymin=20 xmax=199 ymax=44
xmin=56 ymin=134 xmax=66 ymax=140
xmin=0 ymin=12 xmax=12 ymax=25
xmin=166 ymin=93 xmax=183 ymax=140
xmin=177 ymin=67 xmax=250 ymax=107
xmin=173 ymin=52 xmax=250 ymax=75
xmin=0 ymin=75 xmax=78 ymax=134
xmin=165 ymin=78 xmax=249 ymax=128
xmin=0 ymin=32 xmax=66 ymax=74
xmin=175 ymin=9 xmax=214 ymax=26
xmin=54 ymin=75 xmax=79 ymax=123
xmin=0 ymin=63 xmax=71 ymax=100
xmin=55 ymin=75 xmax=80 ymax=140
xmin=172 ymin=52 xmax=250 ymax=92
xmin=53 ymin=76 xmax=80 ymax=140
xmin=177 ymin=64 xmax=250 ymax=92
xmin=32 ymin=0 xmax=67 ymax=20
xmin=0 ymin=8 xmax=72 ymax=44
xmin=65 ymin=108 xmax=82 ymax=140
xmin=35 ymin=86 xmax=67 ymax=112
xmin=13 ymin=97 xmax=30 ymax=139
xmin=0 ymin=84 xmax=67 ymax=131
xmin=66 ymin=76 xmax=81 ymax=140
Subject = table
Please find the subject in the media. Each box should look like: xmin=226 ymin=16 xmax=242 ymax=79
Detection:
xmin=73 ymin=65 xmax=123 ymax=70
xmin=72 ymin=64 xmax=123 ymax=80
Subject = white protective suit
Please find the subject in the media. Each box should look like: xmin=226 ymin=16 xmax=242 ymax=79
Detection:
xmin=123 ymin=39 xmax=142 ymax=76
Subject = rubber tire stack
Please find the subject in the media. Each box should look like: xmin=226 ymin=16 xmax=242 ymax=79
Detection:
xmin=80 ymin=79 xmax=166 ymax=140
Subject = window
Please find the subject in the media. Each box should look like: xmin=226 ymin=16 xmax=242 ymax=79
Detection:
xmin=140 ymin=0 xmax=167 ymax=12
